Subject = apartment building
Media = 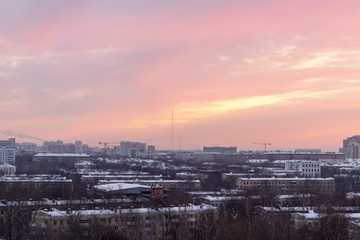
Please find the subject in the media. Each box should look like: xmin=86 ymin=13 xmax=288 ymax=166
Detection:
xmin=237 ymin=177 xmax=335 ymax=194
xmin=31 ymin=204 xmax=217 ymax=239
xmin=0 ymin=138 xmax=15 ymax=165
xmin=0 ymin=175 xmax=73 ymax=199
xmin=120 ymin=141 xmax=146 ymax=157
xmin=285 ymin=160 xmax=321 ymax=177
xmin=0 ymin=148 xmax=15 ymax=165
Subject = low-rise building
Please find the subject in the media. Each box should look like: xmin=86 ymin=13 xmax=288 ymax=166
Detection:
xmin=74 ymin=161 xmax=96 ymax=170
xmin=237 ymin=177 xmax=335 ymax=194
xmin=0 ymin=175 xmax=73 ymax=199
xmin=93 ymin=183 xmax=151 ymax=196
xmin=98 ymin=179 xmax=202 ymax=192
xmin=0 ymin=163 xmax=16 ymax=175
xmin=33 ymin=153 xmax=90 ymax=162
xmin=31 ymin=204 xmax=217 ymax=239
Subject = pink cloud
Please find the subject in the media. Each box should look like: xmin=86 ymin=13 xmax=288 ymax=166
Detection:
xmin=1 ymin=0 xmax=360 ymax=150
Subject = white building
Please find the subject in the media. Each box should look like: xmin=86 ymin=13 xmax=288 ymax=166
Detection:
xmin=285 ymin=160 xmax=321 ymax=177
xmin=0 ymin=147 xmax=15 ymax=165
xmin=0 ymin=163 xmax=16 ymax=175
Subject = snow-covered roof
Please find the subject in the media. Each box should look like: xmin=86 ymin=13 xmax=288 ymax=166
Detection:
xmin=238 ymin=177 xmax=334 ymax=181
xmin=34 ymin=153 xmax=89 ymax=157
xmin=203 ymin=196 xmax=246 ymax=202
xmin=0 ymin=163 xmax=16 ymax=168
xmin=0 ymin=175 xmax=71 ymax=182
xmin=94 ymin=183 xmax=151 ymax=192
xmin=36 ymin=204 xmax=218 ymax=217
xmin=246 ymin=159 xmax=270 ymax=163
xmin=98 ymin=179 xmax=201 ymax=184
xmin=75 ymin=161 xmax=95 ymax=166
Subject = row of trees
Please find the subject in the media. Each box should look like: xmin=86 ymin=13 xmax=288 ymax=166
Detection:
xmin=1 ymin=192 xmax=359 ymax=240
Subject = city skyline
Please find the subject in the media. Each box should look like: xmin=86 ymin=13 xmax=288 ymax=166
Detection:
xmin=1 ymin=0 xmax=360 ymax=151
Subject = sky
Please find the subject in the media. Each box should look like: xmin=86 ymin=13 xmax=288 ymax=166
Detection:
xmin=1 ymin=0 xmax=360 ymax=151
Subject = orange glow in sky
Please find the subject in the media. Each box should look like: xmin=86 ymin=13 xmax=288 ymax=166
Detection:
xmin=1 ymin=0 xmax=360 ymax=151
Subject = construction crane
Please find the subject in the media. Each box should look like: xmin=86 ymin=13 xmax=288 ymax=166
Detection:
xmin=252 ymin=142 xmax=272 ymax=151
xmin=98 ymin=142 xmax=120 ymax=148
xmin=98 ymin=142 xmax=120 ymax=159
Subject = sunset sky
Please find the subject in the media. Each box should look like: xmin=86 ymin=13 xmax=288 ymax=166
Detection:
xmin=1 ymin=0 xmax=360 ymax=151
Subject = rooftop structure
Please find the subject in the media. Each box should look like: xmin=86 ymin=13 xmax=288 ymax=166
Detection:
xmin=0 ymin=163 xmax=16 ymax=175
xmin=98 ymin=179 xmax=202 ymax=191
xmin=94 ymin=183 xmax=151 ymax=195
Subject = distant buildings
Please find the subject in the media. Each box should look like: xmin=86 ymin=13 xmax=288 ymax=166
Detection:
xmin=203 ymin=146 xmax=237 ymax=154
xmin=75 ymin=140 xmax=82 ymax=153
xmin=42 ymin=140 xmax=75 ymax=153
xmin=147 ymin=145 xmax=155 ymax=154
xmin=16 ymin=142 xmax=37 ymax=153
xmin=0 ymin=138 xmax=15 ymax=148
xmin=120 ymin=141 xmax=146 ymax=157
xmin=340 ymin=135 xmax=360 ymax=158
xmin=33 ymin=153 xmax=90 ymax=162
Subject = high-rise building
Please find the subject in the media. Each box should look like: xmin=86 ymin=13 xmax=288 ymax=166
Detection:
xmin=42 ymin=141 xmax=75 ymax=153
xmin=120 ymin=141 xmax=147 ymax=157
xmin=0 ymin=138 xmax=15 ymax=148
xmin=0 ymin=148 xmax=15 ymax=165
xmin=0 ymin=138 xmax=16 ymax=165
xmin=17 ymin=142 xmax=37 ymax=153
xmin=147 ymin=145 xmax=156 ymax=154
xmin=339 ymin=135 xmax=360 ymax=159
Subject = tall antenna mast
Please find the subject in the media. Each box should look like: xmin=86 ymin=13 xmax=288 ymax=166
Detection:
xmin=172 ymin=110 xmax=174 ymax=152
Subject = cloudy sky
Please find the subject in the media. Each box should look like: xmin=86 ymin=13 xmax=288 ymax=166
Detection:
xmin=1 ymin=0 xmax=360 ymax=151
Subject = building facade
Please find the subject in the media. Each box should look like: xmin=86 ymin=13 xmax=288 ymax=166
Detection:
xmin=0 ymin=147 xmax=15 ymax=165
xmin=237 ymin=177 xmax=335 ymax=194
xmin=120 ymin=141 xmax=147 ymax=157
xmin=0 ymin=138 xmax=15 ymax=165
xmin=285 ymin=160 xmax=321 ymax=177
xmin=31 ymin=204 xmax=217 ymax=239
